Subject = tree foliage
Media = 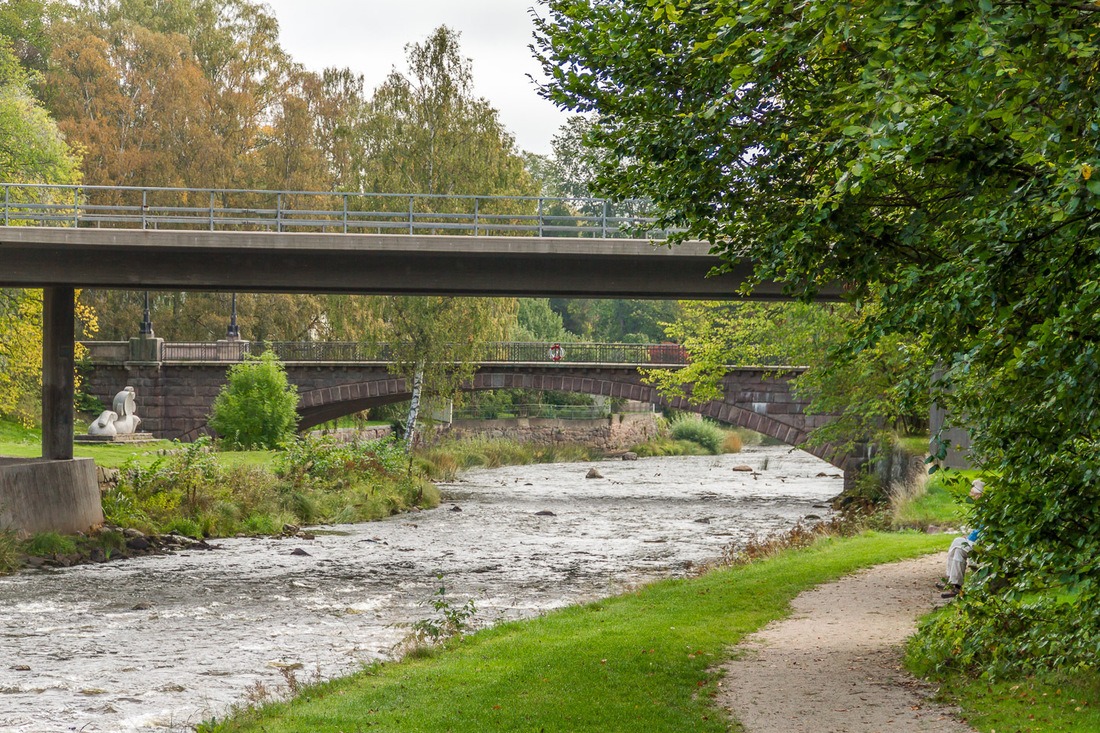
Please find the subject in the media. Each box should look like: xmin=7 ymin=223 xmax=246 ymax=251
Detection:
xmin=377 ymin=295 xmax=516 ymax=448
xmin=537 ymin=0 xmax=1100 ymax=674
xmin=209 ymin=349 xmax=299 ymax=450
xmin=357 ymin=26 xmax=535 ymax=199
xmin=0 ymin=34 xmax=82 ymax=425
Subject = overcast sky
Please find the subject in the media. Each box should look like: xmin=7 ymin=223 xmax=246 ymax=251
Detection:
xmin=260 ymin=0 xmax=571 ymax=156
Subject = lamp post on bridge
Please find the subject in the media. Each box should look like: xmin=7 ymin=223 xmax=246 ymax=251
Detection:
xmin=226 ymin=292 xmax=240 ymax=341
xmin=139 ymin=291 xmax=154 ymax=337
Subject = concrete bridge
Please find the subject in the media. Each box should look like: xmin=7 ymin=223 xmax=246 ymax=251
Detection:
xmin=80 ymin=340 xmax=857 ymax=477
xmin=1 ymin=183 xmax=848 ymax=534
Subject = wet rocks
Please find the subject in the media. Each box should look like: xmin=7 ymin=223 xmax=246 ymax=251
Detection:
xmin=732 ymin=465 xmax=755 ymax=472
xmin=17 ymin=525 xmax=217 ymax=573
xmin=126 ymin=536 xmax=151 ymax=552
xmin=621 ymin=452 xmax=639 ymax=461
xmin=289 ymin=548 xmax=311 ymax=557
xmin=534 ymin=510 xmax=557 ymax=517
xmin=586 ymin=468 xmax=604 ymax=479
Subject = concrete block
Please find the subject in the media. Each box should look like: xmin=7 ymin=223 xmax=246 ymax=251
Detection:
xmin=0 ymin=458 xmax=103 ymax=537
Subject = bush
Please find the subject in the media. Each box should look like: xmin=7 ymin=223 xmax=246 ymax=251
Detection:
xmin=209 ymin=350 xmax=299 ymax=450
xmin=721 ymin=432 xmax=743 ymax=453
xmin=668 ymin=415 xmax=726 ymax=453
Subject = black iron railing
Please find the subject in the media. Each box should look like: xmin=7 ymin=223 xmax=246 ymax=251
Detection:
xmin=85 ymin=340 xmax=698 ymax=366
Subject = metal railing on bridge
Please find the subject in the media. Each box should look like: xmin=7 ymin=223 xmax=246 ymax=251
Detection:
xmin=1 ymin=183 xmax=672 ymax=239
xmin=168 ymin=341 xmax=691 ymax=365
xmin=83 ymin=340 xmax=695 ymax=366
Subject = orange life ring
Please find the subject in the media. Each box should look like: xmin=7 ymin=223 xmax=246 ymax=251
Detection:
xmin=549 ymin=343 xmax=564 ymax=362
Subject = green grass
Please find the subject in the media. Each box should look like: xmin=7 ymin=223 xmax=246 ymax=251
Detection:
xmin=897 ymin=434 xmax=932 ymax=456
xmin=0 ymin=418 xmax=176 ymax=467
xmin=891 ymin=471 xmax=967 ymax=529
xmin=200 ymin=532 xmax=949 ymax=733
xmin=931 ymin=672 xmax=1100 ymax=733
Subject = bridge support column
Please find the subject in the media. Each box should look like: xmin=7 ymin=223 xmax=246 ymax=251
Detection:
xmin=42 ymin=287 xmax=75 ymax=460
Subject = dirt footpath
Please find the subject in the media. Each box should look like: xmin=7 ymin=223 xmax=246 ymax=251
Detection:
xmin=717 ymin=553 xmax=976 ymax=733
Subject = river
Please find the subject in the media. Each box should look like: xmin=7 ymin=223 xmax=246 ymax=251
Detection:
xmin=0 ymin=445 xmax=841 ymax=732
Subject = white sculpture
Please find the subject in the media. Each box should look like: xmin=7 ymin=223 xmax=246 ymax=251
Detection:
xmin=88 ymin=410 xmax=119 ymax=436
xmin=111 ymin=386 xmax=141 ymax=434
xmin=87 ymin=386 xmax=142 ymax=437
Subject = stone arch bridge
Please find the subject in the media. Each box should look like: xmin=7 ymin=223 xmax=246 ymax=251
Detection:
xmin=81 ymin=340 xmax=862 ymax=480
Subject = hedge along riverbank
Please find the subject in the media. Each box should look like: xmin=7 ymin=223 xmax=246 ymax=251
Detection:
xmin=199 ymin=532 xmax=948 ymax=733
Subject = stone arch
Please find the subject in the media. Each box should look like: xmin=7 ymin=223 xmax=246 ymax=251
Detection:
xmin=285 ymin=367 xmax=851 ymax=472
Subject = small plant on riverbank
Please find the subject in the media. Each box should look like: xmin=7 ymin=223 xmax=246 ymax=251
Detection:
xmin=415 ymin=438 xmax=599 ymax=481
xmin=106 ymin=435 xmax=438 ymax=538
xmin=890 ymin=470 xmax=970 ymax=530
xmin=23 ymin=532 xmax=77 ymax=557
xmin=631 ymin=436 xmax=712 ymax=457
xmin=400 ymin=573 xmax=478 ymax=657
xmin=668 ymin=415 xmax=731 ymax=454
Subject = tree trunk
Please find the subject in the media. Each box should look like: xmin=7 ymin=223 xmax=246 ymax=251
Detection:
xmin=404 ymin=363 xmax=424 ymax=453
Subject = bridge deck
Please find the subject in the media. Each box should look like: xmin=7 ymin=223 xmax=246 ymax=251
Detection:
xmin=0 ymin=227 xmax=783 ymax=299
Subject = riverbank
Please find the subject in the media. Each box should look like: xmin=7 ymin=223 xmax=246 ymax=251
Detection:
xmin=198 ymin=532 xmax=950 ymax=732
xmin=0 ymin=446 xmax=839 ymax=731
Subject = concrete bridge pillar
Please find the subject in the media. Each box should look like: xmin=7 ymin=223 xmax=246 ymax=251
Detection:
xmin=42 ymin=287 xmax=75 ymax=460
xmin=0 ymin=287 xmax=103 ymax=537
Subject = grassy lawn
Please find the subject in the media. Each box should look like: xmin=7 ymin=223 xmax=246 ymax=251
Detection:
xmin=201 ymin=532 xmax=950 ymax=733
xmin=935 ymin=672 xmax=1100 ymax=733
xmin=0 ymin=419 xmax=275 ymax=469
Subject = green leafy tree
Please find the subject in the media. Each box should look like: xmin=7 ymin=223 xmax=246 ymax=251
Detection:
xmin=209 ymin=350 xmax=299 ymax=450
xmin=511 ymin=298 xmax=574 ymax=342
xmin=351 ymin=27 xmax=532 ymax=446
xmin=537 ymin=0 xmax=1100 ymax=673
xmin=357 ymin=25 xmax=536 ymax=200
xmin=0 ymin=37 xmax=81 ymax=425
xmin=377 ymin=296 xmax=515 ymax=449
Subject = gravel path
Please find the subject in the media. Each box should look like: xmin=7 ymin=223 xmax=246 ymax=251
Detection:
xmin=717 ymin=553 xmax=976 ymax=733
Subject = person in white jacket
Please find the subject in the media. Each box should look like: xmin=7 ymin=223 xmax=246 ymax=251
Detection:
xmin=940 ymin=479 xmax=985 ymax=598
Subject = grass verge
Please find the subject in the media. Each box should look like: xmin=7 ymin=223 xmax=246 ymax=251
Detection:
xmin=198 ymin=531 xmax=948 ymax=732
xmin=929 ymin=671 xmax=1100 ymax=733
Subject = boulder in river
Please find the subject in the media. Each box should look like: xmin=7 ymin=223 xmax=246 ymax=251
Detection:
xmin=586 ymin=468 xmax=604 ymax=479
xmin=289 ymin=548 xmax=311 ymax=557
xmin=621 ymin=452 xmax=639 ymax=461
xmin=732 ymin=465 xmax=754 ymax=472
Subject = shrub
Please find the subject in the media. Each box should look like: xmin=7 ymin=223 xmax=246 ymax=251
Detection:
xmin=209 ymin=350 xmax=299 ymax=450
xmin=721 ymin=432 xmax=743 ymax=453
xmin=668 ymin=414 xmax=725 ymax=453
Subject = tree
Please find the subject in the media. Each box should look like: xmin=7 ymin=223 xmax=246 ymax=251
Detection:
xmin=209 ymin=349 xmax=298 ymax=449
xmin=357 ymin=26 xmax=536 ymax=200
xmin=536 ymin=1 xmax=1100 ymax=674
xmin=0 ymin=38 xmax=80 ymax=185
xmin=377 ymin=296 xmax=515 ymax=450
xmin=0 ymin=37 xmax=82 ymax=425
xmin=352 ymin=27 xmax=532 ymax=446
xmin=511 ymin=298 xmax=574 ymax=342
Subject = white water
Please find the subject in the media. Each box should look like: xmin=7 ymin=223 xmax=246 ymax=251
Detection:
xmin=0 ymin=445 xmax=841 ymax=732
